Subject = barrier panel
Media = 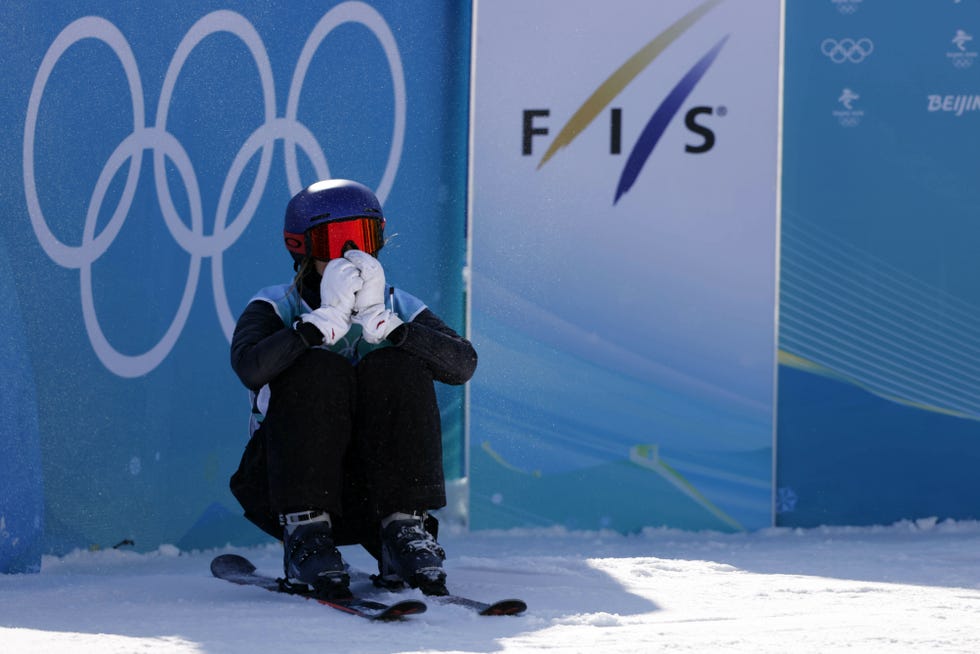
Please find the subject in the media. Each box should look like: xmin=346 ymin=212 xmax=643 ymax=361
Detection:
xmin=778 ymin=0 xmax=980 ymax=526
xmin=468 ymin=0 xmax=781 ymax=532
xmin=0 ymin=0 xmax=470 ymax=572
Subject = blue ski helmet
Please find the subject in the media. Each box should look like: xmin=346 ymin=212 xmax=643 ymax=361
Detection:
xmin=283 ymin=179 xmax=385 ymax=263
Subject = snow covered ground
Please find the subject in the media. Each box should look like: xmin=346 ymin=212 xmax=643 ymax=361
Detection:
xmin=2 ymin=519 xmax=980 ymax=653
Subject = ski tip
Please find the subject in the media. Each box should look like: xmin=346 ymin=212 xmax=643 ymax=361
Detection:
xmin=210 ymin=553 xmax=257 ymax=578
xmin=378 ymin=599 xmax=428 ymax=620
xmin=320 ymin=598 xmax=428 ymax=620
xmin=481 ymin=599 xmax=527 ymax=616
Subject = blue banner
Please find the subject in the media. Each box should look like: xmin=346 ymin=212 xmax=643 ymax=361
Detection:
xmin=778 ymin=0 xmax=980 ymax=526
xmin=0 ymin=0 xmax=470 ymax=571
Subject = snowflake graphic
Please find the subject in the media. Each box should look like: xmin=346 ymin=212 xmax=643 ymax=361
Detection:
xmin=776 ymin=487 xmax=799 ymax=514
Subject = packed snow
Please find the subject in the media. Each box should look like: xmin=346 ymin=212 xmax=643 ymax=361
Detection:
xmin=2 ymin=518 xmax=980 ymax=653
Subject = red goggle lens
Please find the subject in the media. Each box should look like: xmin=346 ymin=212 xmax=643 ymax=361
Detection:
xmin=305 ymin=217 xmax=384 ymax=260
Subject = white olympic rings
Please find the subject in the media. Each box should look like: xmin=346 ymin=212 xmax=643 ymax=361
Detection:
xmin=820 ymin=37 xmax=874 ymax=64
xmin=23 ymin=2 xmax=406 ymax=378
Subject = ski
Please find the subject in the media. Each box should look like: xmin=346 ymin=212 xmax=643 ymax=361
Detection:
xmin=210 ymin=554 xmax=426 ymax=621
xmin=358 ymin=570 xmax=527 ymax=616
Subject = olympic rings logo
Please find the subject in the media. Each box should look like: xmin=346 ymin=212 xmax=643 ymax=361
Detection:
xmin=820 ymin=38 xmax=874 ymax=64
xmin=23 ymin=2 xmax=406 ymax=378
xmin=830 ymin=0 xmax=862 ymax=16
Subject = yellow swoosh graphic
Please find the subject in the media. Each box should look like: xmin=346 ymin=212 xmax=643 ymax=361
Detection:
xmin=630 ymin=444 xmax=744 ymax=531
xmin=481 ymin=441 xmax=542 ymax=477
xmin=538 ymin=0 xmax=724 ymax=169
xmin=779 ymin=350 xmax=980 ymax=422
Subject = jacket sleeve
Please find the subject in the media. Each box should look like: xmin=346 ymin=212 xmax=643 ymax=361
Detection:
xmin=230 ymin=300 xmax=477 ymax=390
xmin=230 ymin=300 xmax=315 ymax=391
xmin=387 ymin=308 xmax=477 ymax=386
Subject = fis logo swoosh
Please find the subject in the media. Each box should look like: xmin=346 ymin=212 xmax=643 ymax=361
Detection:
xmin=538 ymin=0 xmax=728 ymax=204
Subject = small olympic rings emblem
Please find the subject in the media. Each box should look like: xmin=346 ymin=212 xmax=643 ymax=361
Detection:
xmin=23 ymin=3 xmax=406 ymax=378
xmin=831 ymin=0 xmax=862 ymax=16
xmin=820 ymin=38 xmax=874 ymax=64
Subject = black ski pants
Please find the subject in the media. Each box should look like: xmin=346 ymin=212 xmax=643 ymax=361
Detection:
xmin=231 ymin=347 xmax=445 ymax=554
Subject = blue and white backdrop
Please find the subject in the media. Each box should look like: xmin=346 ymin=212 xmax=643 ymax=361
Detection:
xmin=777 ymin=0 xmax=980 ymax=527
xmin=5 ymin=0 xmax=979 ymax=575
xmin=468 ymin=0 xmax=781 ymax=532
xmin=0 ymin=0 xmax=471 ymax=572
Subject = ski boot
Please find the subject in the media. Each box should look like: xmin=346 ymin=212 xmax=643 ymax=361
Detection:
xmin=378 ymin=512 xmax=448 ymax=596
xmin=281 ymin=510 xmax=350 ymax=599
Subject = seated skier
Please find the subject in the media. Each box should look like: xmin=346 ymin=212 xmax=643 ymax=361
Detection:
xmin=228 ymin=179 xmax=477 ymax=598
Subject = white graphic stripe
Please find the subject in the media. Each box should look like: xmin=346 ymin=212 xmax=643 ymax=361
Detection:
xmin=23 ymin=3 xmax=406 ymax=378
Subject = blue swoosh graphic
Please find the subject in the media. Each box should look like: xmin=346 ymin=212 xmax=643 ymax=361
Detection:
xmin=614 ymin=35 xmax=729 ymax=204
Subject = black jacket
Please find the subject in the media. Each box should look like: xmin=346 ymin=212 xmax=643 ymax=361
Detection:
xmin=230 ymin=270 xmax=477 ymax=391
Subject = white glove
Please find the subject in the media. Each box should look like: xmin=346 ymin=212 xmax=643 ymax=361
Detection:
xmin=300 ymin=258 xmax=363 ymax=345
xmin=344 ymin=250 xmax=403 ymax=344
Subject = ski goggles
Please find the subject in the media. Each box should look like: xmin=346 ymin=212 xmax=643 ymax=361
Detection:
xmin=286 ymin=216 xmax=385 ymax=261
